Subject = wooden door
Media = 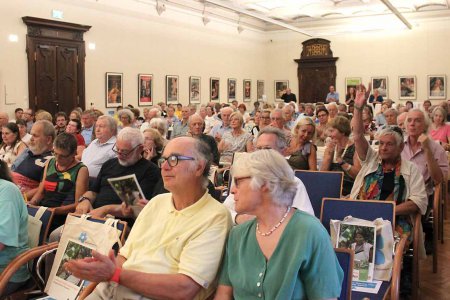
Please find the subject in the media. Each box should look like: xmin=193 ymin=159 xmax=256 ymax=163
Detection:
xmin=23 ymin=17 xmax=90 ymax=115
xmin=295 ymin=38 xmax=338 ymax=104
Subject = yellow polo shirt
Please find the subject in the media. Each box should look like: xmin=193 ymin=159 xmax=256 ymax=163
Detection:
xmin=119 ymin=191 xmax=232 ymax=299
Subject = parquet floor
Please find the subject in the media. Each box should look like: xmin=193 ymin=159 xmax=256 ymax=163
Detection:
xmin=418 ymin=194 xmax=450 ymax=300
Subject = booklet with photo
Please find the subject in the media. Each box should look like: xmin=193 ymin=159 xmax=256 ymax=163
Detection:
xmin=46 ymin=239 xmax=95 ymax=300
xmin=336 ymin=222 xmax=376 ymax=282
xmin=107 ymin=174 xmax=145 ymax=216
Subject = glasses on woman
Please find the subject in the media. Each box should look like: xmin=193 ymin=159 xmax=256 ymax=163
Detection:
xmin=112 ymin=143 xmax=141 ymax=157
xmin=157 ymin=155 xmax=195 ymax=168
xmin=233 ymin=176 xmax=251 ymax=188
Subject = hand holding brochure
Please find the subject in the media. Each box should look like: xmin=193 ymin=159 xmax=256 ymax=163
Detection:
xmin=107 ymin=174 xmax=145 ymax=207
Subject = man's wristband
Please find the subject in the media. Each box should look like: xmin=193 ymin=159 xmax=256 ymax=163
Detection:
xmin=110 ymin=267 xmax=122 ymax=284
xmin=354 ymin=104 xmax=365 ymax=111
xmin=77 ymin=196 xmax=91 ymax=204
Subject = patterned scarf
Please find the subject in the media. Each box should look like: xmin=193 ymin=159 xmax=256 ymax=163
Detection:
xmin=359 ymin=160 xmax=411 ymax=237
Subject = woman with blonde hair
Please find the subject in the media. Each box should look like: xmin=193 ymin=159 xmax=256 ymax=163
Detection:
xmin=287 ymin=118 xmax=317 ymax=170
xmin=430 ymin=106 xmax=450 ymax=151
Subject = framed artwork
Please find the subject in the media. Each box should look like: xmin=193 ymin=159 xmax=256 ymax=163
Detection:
xmin=138 ymin=74 xmax=153 ymax=106
xmin=428 ymin=75 xmax=446 ymax=99
xmin=210 ymin=77 xmax=220 ymax=101
xmin=371 ymin=76 xmax=388 ymax=99
xmin=257 ymin=80 xmax=264 ymax=101
xmin=345 ymin=77 xmax=361 ymax=102
xmin=166 ymin=75 xmax=179 ymax=104
xmin=106 ymin=72 xmax=123 ymax=108
xmin=227 ymin=78 xmax=236 ymax=102
xmin=399 ymin=76 xmax=416 ymax=100
xmin=275 ymin=80 xmax=289 ymax=101
xmin=189 ymin=76 xmax=201 ymax=104
xmin=243 ymin=79 xmax=251 ymax=102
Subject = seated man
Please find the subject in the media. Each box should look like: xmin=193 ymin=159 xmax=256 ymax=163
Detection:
xmin=188 ymin=113 xmax=220 ymax=166
xmin=224 ymin=127 xmax=314 ymax=224
xmin=66 ymin=137 xmax=232 ymax=300
xmin=75 ymin=127 xmax=160 ymax=221
xmin=350 ymin=85 xmax=427 ymax=242
xmin=11 ymin=120 xmax=55 ymax=199
xmin=81 ymin=115 xmax=117 ymax=180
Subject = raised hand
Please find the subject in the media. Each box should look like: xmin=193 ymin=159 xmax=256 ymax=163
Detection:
xmin=354 ymin=84 xmax=367 ymax=107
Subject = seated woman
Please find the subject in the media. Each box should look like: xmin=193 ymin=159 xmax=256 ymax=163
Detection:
xmin=218 ymin=112 xmax=254 ymax=164
xmin=16 ymin=119 xmax=32 ymax=146
xmin=65 ymin=118 xmax=86 ymax=160
xmin=215 ymin=150 xmax=343 ymax=300
xmin=0 ymin=122 xmax=26 ymax=167
xmin=117 ymin=109 xmax=134 ymax=131
xmin=314 ymin=107 xmax=330 ymax=146
xmin=29 ymin=133 xmax=89 ymax=231
xmin=286 ymin=117 xmax=317 ymax=170
xmin=320 ymin=116 xmax=361 ymax=196
xmin=142 ymin=128 xmax=164 ymax=165
xmin=429 ymin=106 xmax=450 ymax=151
xmin=0 ymin=160 xmax=30 ymax=297
xmin=149 ymin=117 xmax=168 ymax=143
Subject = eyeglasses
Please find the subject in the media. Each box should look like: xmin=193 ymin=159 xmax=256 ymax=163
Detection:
xmin=317 ymin=114 xmax=328 ymax=117
xmin=233 ymin=176 xmax=251 ymax=188
xmin=157 ymin=155 xmax=195 ymax=168
xmin=112 ymin=143 xmax=141 ymax=157
xmin=52 ymin=151 xmax=73 ymax=159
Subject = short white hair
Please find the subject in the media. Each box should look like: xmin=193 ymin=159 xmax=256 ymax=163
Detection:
xmin=117 ymin=127 xmax=143 ymax=148
xmin=149 ymin=117 xmax=167 ymax=136
xmin=118 ymin=109 xmax=134 ymax=122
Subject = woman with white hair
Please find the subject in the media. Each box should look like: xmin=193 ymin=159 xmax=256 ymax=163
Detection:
xmin=117 ymin=109 xmax=134 ymax=131
xmin=429 ymin=106 xmax=450 ymax=151
xmin=149 ymin=117 xmax=168 ymax=143
xmin=215 ymin=150 xmax=343 ymax=300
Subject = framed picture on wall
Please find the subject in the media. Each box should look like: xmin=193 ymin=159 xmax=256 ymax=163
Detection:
xmin=371 ymin=76 xmax=388 ymax=99
xmin=257 ymin=80 xmax=264 ymax=101
xmin=243 ymin=79 xmax=251 ymax=102
xmin=189 ymin=76 xmax=201 ymax=104
xmin=210 ymin=77 xmax=220 ymax=101
xmin=228 ymin=78 xmax=236 ymax=102
xmin=427 ymin=75 xmax=446 ymax=99
xmin=275 ymin=80 xmax=289 ymax=102
xmin=166 ymin=75 xmax=179 ymax=104
xmin=399 ymin=76 xmax=416 ymax=100
xmin=138 ymin=74 xmax=153 ymax=106
xmin=344 ymin=77 xmax=361 ymax=103
xmin=106 ymin=72 xmax=123 ymax=108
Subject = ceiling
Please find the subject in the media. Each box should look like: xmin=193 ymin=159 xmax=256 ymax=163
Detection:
xmin=160 ymin=0 xmax=450 ymax=36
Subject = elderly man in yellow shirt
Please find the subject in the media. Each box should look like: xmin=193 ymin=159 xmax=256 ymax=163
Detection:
xmin=66 ymin=137 xmax=232 ymax=300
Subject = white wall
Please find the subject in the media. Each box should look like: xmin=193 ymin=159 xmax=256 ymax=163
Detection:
xmin=0 ymin=0 xmax=267 ymax=116
xmin=1 ymin=0 xmax=450 ymax=118
xmin=266 ymin=19 xmax=450 ymax=105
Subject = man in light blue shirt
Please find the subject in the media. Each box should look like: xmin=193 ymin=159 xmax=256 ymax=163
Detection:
xmin=81 ymin=110 xmax=96 ymax=145
xmin=325 ymin=85 xmax=340 ymax=103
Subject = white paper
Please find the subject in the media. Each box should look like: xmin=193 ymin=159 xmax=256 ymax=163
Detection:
xmin=352 ymin=280 xmax=382 ymax=294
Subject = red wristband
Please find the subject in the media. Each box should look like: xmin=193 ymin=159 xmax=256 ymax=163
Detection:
xmin=110 ymin=267 xmax=122 ymax=284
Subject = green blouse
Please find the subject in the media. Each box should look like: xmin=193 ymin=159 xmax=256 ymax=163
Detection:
xmin=219 ymin=210 xmax=343 ymax=300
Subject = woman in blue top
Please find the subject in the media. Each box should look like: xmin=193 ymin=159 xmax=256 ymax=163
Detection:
xmin=0 ymin=160 xmax=30 ymax=297
xmin=215 ymin=150 xmax=343 ymax=300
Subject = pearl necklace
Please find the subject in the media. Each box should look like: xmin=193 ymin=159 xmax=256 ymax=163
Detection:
xmin=256 ymin=206 xmax=291 ymax=237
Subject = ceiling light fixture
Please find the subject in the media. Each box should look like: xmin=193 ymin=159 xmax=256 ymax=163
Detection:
xmin=204 ymin=0 xmax=313 ymax=36
xmin=156 ymin=0 xmax=166 ymax=16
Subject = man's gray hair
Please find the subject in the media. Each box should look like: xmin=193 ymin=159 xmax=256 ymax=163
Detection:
xmin=248 ymin=150 xmax=297 ymax=206
xmin=407 ymin=108 xmax=430 ymax=133
xmin=191 ymin=138 xmax=212 ymax=189
xmin=35 ymin=120 xmax=56 ymax=141
xmin=117 ymin=127 xmax=144 ymax=148
xmin=97 ymin=115 xmax=117 ymax=136
xmin=270 ymin=108 xmax=283 ymax=118
xmin=188 ymin=113 xmax=203 ymax=125
xmin=257 ymin=127 xmax=288 ymax=150
xmin=150 ymin=107 xmax=162 ymax=117
xmin=378 ymin=126 xmax=404 ymax=146
xmin=384 ymin=108 xmax=398 ymax=117
xmin=220 ymin=106 xmax=234 ymax=114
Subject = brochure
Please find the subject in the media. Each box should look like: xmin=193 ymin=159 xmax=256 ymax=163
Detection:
xmin=352 ymin=280 xmax=382 ymax=294
xmin=107 ymin=174 xmax=145 ymax=216
xmin=46 ymin=239 xmax=95 ymax=300
xmin=336 ymin=222 xmax=376 ymax=282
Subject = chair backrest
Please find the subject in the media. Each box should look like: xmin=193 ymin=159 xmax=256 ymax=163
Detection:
xmin=295 ymin=170 xmax=343 ymax=218
xmin=27 ymin=204 xmax=55 ymax=246
xmin=335 ymin=248 xmax=354 ymax=300
xmin=320 ymin=198 xmax=395 ymax=234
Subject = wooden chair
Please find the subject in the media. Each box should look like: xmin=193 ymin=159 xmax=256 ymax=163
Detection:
xmin=335 ymin=248 xmax=354 ymax=300
xmin=295 ymin=170 xmax=343 ymax=218
xmin=27 ymin=204 xmax=55 ymax=246
xmin=321 ymin=198 xmax=408 ymax=300
xmin=0 ymin=215 xmax=128 ymax=299
xmin=432 ymin=183 xmax=441 ymax=273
